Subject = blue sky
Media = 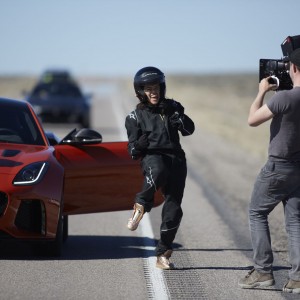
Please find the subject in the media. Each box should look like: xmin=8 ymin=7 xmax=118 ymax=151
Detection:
xmin=1 ymin=0 xmax=299 ymax=76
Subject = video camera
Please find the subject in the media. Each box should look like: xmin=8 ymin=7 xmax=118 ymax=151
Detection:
xmin=259 ymin=35 xmax=300 ymax=90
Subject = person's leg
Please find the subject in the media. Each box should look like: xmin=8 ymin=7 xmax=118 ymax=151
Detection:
xmin=240 ymin=160 xmax=300 ymax=289
xmin=156 ymin=154 xmax=187 ymax=269
xmin=248 ymin=162 xmax=283 ymax=274
xmin=239 ymin=161 xmax=284 ymax=288
xmin=284 ymin=194 xmax=300 ymax=281
xmin=128 ymin=154 xmax=168 ymax=231
xmin=135 ymin=154 xmax=168 ymax=212
xmin=282 ymin=184 xmax=300 ymax=293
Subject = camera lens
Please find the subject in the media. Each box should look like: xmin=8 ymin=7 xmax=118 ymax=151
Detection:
xmin=268 ymin=76 xmax=279 ymax=89
xmin=266 ymin=61 xmax=277 ymax=71
xmin=285 ymin=62 xmax=290 ymax=70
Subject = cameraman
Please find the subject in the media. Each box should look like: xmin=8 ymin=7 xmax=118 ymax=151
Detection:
xmin=239 ymin=49 xmax=300 ymax=294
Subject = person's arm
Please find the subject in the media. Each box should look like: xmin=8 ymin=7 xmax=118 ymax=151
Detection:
xmin=248 ymin=77 xmax=276 ymax=127
xmin=168 ymin=100 xmax=195 ymax=136
xmin=125 ymin=111 xmax=148 ymax=159
xmin=178 ymin=114 xmax=195 ymax=136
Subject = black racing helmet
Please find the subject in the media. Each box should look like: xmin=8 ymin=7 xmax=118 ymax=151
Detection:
xmin=133 ymin=66 xmax=166 ymax=102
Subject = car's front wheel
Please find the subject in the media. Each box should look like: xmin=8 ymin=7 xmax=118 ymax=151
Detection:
xmin=63 ymin=215 xmax=68 ymax=242
xmin=47 ymin=214 xmax=64 ymax=256
xmin=33 ymin=214 xmax=64 ymax=257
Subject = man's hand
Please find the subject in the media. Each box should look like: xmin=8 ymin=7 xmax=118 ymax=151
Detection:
xmin=259 ymin=77 xmax=278 ymax=93
xmin=135 ymin=134 xmax=149 ymax=150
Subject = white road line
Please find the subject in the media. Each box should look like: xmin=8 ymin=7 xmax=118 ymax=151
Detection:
xmin=139 ymin=214 xmax=170 ymax=300
xmin=112 ymin=87 xmax=170 ymax=299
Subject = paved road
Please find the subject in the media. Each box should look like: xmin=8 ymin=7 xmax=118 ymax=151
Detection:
xmin=0 ymin=80 xmax=298 ymax=299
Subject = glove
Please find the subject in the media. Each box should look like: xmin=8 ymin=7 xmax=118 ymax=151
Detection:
xmin=171 ymin=101 xmax=184 ymax=115
xmin=169 ymin=112 xmax=183 ymax=129
xmin=135 ymin=134 xmax=149 ymax=151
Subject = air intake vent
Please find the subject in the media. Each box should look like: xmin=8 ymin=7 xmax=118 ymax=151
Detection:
xmin=15 ymin=200 xmax=45 ymax=234
xmin=2 ymin=149 xmax=20 ymax=157
xmin=0 ymin=192 xmax=8 ymax=216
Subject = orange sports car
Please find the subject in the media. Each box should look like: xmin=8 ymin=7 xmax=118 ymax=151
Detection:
xmin=0 ymin=97 xmax=163 ymax=256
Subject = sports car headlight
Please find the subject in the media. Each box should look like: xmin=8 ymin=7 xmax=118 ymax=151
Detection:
xmin=13 ymin=162 xmax=48 ymax=185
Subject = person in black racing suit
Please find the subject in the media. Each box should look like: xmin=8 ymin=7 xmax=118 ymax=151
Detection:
xmin=125 ymin=66 xmax=195 ymax=269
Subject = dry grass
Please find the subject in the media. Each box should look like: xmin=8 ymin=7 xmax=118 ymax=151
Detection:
xmin=121 ymin=73 xmax=272 ymax=160
xmin=0 ymin=76 xmax=36 ymax=99
xmin=167 ymin=74 xmax=273 ymax=160
xmin=0 ymin=73 xmax=272 ymax=160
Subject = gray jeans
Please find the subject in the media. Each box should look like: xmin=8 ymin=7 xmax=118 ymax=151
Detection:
xmin=249 ymin=159 xmax=300 ymax=280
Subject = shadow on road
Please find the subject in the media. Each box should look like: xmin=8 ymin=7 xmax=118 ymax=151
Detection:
xmin=176 ymin=248 xmax=287 ymax=253
xmin=0 ymin=235 xmax=182 ymax=260
xmin=174 ymin=265 xmax=290 ymax=271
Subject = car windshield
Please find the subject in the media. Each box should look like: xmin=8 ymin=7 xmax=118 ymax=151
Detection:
xmin=31 ymin=83 xmax=83 ymax=98
xmin=0 ymin=104 xmax=45 ymax=145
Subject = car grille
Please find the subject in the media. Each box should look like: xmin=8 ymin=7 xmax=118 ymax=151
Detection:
xmin=0 ymin=192 xmax=8 ymax=216
xmin=15 ymin=200 xmax=45 ymax=234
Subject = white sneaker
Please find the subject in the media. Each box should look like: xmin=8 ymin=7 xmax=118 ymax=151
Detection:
xmin=127 ymin=203 xmax=144 ymax=231
xmin=156 ymin=250 xmax=174 ymax=270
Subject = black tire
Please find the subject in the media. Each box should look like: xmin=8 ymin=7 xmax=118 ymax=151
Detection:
xmin=63 ymin=215 xmax=68 ymax=242
xmin=33 ymin=214 xmax=63 ymax=257
xmin=46 ymin=214 xmax=63 ymax=257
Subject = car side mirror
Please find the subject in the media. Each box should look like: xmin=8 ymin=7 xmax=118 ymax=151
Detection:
xmin=60 ymin=128 xmax=102 ymax=145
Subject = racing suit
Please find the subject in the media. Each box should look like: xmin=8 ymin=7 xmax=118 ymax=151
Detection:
xmin=125 ymin=98 xmax=195 ymax=255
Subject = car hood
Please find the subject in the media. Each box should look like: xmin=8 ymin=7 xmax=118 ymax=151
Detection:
xmin=0 ymin=143 xmax=52 ymax=175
